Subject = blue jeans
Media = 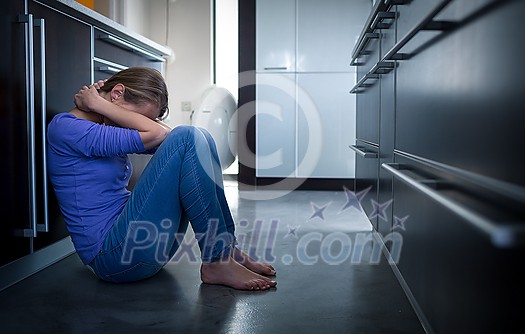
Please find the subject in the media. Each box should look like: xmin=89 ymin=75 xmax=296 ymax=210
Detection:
xmin=88 ymin=126 xmax=236 ymax=283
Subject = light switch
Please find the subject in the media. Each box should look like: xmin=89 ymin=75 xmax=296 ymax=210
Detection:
xmin=181 ymin=101 xmax=192 ymax=112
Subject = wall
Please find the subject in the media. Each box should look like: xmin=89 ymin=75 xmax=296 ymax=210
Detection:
xmin=215 ymin=0 xmax=238 ymax=102
xmin=120 ymin=0 xmax=151 ymax=37
xmin=163 ymin=0 xmax=213 ymax=127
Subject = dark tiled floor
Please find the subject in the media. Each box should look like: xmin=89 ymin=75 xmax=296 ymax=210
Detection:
xmin=0 ymin=184 xmax=424 ymax=333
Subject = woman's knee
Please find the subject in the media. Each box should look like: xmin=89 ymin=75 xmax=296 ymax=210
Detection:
xmin=195 ymin=127 xmax=219 ymax=151
xmin=167 ymin=125 xmax=196 ymax=140
xmin=159 ymin=125 xmax=200 ymax=149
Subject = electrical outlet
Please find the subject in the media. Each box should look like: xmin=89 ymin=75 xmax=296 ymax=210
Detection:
xmin=181 ymin=101 xmax=192 ymax=112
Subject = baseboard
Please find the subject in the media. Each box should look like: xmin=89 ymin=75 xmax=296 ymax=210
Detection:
xmin=238 ymin=177 xmax=355 ymax=191
xmin=0 ymin=237 xmax=75 ymax=292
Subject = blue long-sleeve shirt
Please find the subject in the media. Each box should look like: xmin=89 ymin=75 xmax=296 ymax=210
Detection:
xmin=47 ymin=113 xmax=146 ymax=265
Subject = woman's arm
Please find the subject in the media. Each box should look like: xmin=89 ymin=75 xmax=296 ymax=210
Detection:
xmin=74 ymin=85 xmax=170 ymax=149
xmin=155 ymin=119 xmax=173 ymax=132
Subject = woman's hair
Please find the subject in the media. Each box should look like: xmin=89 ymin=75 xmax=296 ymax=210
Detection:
xmin=99 ymin=67 xmax=169 ymax=120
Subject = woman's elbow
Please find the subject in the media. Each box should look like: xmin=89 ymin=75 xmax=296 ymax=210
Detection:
xmin=142 ymin=128 xmax=170 ymax=149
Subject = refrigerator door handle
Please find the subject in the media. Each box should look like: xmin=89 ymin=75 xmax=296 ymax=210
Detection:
xmin=18 ymin=14 xmax=37 ymax=238
xmin=35 ymin=18 xmax=49 ymax=233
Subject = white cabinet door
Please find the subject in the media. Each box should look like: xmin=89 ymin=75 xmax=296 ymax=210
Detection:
xmin=256 ymin=73 xmax=297 ymax=177
xmin=256 ymin=0 xmax=296 ymax=72
xmin=296 ymin=72 xmax=356 ymax=177
xmin=296 ymin=0 xmax=369 ymax=72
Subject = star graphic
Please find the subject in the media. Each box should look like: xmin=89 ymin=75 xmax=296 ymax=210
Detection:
xmin=309 ymin=201 xmax=330 ymax=220
xmin=285 ymin=225 xmax=300 ymax=239
xmin=393 ymin=215 xmax=409 ymax=231
xmin=339 ymin=186 xmax=371 ymax=213
xmin=369 ymin=199 xmax=393 ymax=221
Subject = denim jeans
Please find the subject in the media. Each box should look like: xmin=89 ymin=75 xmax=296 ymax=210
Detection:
xmin=88 ymin=126 xmax=236 ymax=283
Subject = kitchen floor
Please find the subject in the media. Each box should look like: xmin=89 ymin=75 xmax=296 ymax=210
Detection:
xmin=0 ymin=181 xmax=424 ymax=333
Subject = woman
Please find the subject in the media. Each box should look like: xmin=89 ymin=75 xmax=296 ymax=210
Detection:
xmin=47 ymin=67 xmax=276 ymax=291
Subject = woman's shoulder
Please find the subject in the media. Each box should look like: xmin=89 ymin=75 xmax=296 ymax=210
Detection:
xmin=50 ymin=112 xmax=77 ymax=124
xmin=49 ymin=112 xmax=95 ymax=130
xmin=48 ymin=112 xmax=94 ymax=143
xmin=48 ymin=112 xmax=78 ymax=129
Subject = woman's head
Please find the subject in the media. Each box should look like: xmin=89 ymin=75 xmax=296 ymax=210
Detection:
xmin=99 ymin=67 xmax=169 ymax=120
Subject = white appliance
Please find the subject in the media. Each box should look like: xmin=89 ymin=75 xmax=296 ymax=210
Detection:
xmin=191 ymin=86 xmax=237 ymax=170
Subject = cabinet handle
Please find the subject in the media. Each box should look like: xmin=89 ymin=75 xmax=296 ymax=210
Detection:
xmin=18 ymin=14 xmax=37 ymax=238
xmin=350 ymin=33 xmax=380 ymax=66
xmin=35 ymin=18 xmax=49 ymax=233
xmin=349 ymin=145 xmax=378 ymax=158
xmin=97 ymin=65 xmax=127 ymax=74
xmin=349 ymin=73 xmax=379 ymax=93
xmin=371 ymin=61 xmax=396 ymax=74
xmin=384 ymin=0 xmax=411 ymax=5
xmin=370 ymin=11 xmax=396 ymax=30
xmin=384 ymin=0 xmax=455 ymax=61
xmin=99 ymin=34 xmax=165 ymax=62
xmin=350 ymin=62 xmax=395 ymax=93
xmin=350 ymin=0 xmax=410 ymax=66
xmin=263 ymin=67 xmax=288 ymax=71
xmin=382 ymin=163 xmax=525 ymax=249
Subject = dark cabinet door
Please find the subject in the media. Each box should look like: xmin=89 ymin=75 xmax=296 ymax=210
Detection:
xmin=355 ymin=37 xmax=380 ymax=145
xmin=395 ymin=0 xmax=525 ymax=187
xmin=28 ymin=1 xmax=92 ymax=251
xmin=0 ymin=0 xmax=33 ymax=267
xmin=93 ymin=28 xmax=165 ymax=81
xmin=389 ymin=154 xmax=525 ymax=333
xmin=377 ymin=7 xmax=397 ymax=237
xmin=353 ymin=141 xmax=379 ymax=229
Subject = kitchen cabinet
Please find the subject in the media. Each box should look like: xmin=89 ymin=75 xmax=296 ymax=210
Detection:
xmin=256 ymin=0 xmax=363 ymax=73
xmin=93 ymin=27 xmax=165 ymax=81
xmin=255 ymin=73 xmax=296 ymax=177
xmin=395 ymin=0 xmax=525 ymax=188
xmin=254 ymin=0 xmax=368 ymax=180
xmin=256 ymin=71 xmax=357 ymax=178
xmin=296 ymin=73 xmax=355 ymax=178
xmin=377 ymin=7 xmax=397 ymax=238
xmin=0 ymin=0 xmax=91 ymax=269
xmin=256 ymin=72 xmax=356 ymax=178
xmin=386 ymin=154 xmax=525 ymax=332
xmin=352 ymin=3 xmax=383 ymax=226
xmin=352 ymin=141 xmax=379 ymax=229
xmin=351 ymin=0 xmax=525 ymax=331
xmin=0 ymin=0 xmax=169 ymax=291
xmin=296 ymin=0 xmax=358 ymax=72
xmin=0 ymin=0 xmax=33 ymax=268
xmin=256 ymin=0 xmax=295 ymax=72
xmin=29 ymin=0 xmax=92 ymax=252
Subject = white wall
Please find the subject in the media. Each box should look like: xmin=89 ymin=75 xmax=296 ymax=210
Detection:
xmin=120 ymin=0 xmax=151 ymax=37
xmin=163 ymin=0 xmax=214 ymax=127
xmin=215 ymin=0 xmax=238 ymax=102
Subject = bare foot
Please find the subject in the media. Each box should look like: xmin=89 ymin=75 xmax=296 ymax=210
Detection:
xmin=200 ymin=257 xmax=277 ymax=291
xmin=232 ymin=247 xmax=276 ymax=276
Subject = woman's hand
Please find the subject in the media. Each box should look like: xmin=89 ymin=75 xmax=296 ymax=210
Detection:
xmin=74 ymin=80 xmax=106 ymax=112
xmin=74 ymin=81 xmax=170 ymax=149
xmin=92 ymin=79 xmax=106 ymax=90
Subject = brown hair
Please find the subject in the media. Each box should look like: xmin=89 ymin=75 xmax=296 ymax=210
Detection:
xmin=99 ymin=67 xmax=169 ymax=120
